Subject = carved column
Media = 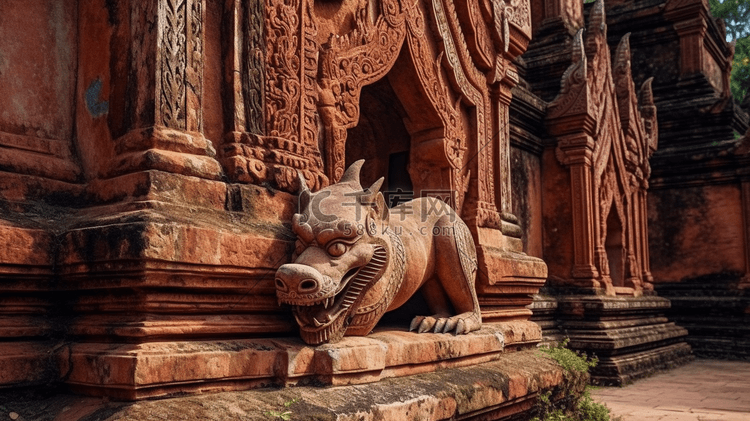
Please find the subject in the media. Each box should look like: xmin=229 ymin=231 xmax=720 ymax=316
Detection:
xmin=664 ymin=0 xmax=718 ymax=79
xmin=105 ymin=0 xmax=221 ymax=181
xmin=494 ymin=68 xmax=523 ymax=238
xmin=558 ymin=133 xmax=600 ymax=284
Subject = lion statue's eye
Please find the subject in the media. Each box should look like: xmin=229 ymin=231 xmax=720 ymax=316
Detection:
xmin=327 ymin=242 xmax=347 ymax=257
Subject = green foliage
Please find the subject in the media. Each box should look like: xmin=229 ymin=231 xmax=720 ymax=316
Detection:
xmin=709 ymin=0 xmax=750 ymax=40
xmin=264 ymin=398 xmax=300 ymax=420
xmin=539 ymin=339 xmax=598 ymax=375
xmin=709 ymin=0 xmax=750 ymax=101
xmin=732 ymin=37 xmax=750 ymax=102
xmin=532 ymin=340 xmax=620 ymax=421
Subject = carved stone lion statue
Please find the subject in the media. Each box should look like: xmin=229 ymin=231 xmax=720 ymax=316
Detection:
xmin=274 ymin=160 xmax=481 ymax=345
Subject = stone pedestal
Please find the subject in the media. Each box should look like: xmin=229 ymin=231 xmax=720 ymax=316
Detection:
xmin=59 ymin=321 xmax=539 ymax=400
xmin=554 ymin=294 xmax=693 ymax=385
xmin=528 ymin=294 xmax=564 ymax=346
xmin=2 ymin=349 xmax=572 ymax=421
xmin=654 ymin=278 xmax=750 ymax=360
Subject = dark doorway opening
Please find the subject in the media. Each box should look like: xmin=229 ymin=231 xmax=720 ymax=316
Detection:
xmin=345 ymin=77 xmax=413 ymax=204
xmin=605 ymin=203 xmax=624 ymax=287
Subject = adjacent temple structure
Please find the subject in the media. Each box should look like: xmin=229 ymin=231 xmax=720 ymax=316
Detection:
xmin=0 ymin=0 xmax=747 ymax=418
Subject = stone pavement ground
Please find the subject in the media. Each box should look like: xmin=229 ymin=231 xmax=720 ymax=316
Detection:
xmin=592 ymin=360 xmax=750 ymax=421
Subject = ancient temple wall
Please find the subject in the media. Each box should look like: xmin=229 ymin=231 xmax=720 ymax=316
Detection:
xmin=602 ymin=0 xmax=750 ymax=359
xmin=539 ymin=143 xmax=575 ymax=281
xmin=0 ymin=0 xmax=77 ymax=140
xmin=510 ymin=86 xmax=546 ymax=259
xmin=0 ymin=0 xmax=81 ymax=188
xmin=648 ymin=184 xmax=746 ymax=283
xmin=0 ymin=0 xmax=555 ymax=400
xmin=511 ymin=146 xmax=544 ymax=258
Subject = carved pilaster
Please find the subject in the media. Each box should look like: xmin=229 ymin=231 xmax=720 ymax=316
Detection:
xmin=494 ymin=67 xmax=523 ymax=237
xmin=107 ymin=0 xmax=221 ymax=181
xmin=221 ymin=0 xmax=264 ymax=135
xmin=431 ymin=0 xmax=499 ymax=229
xmin=665 ymin=0 xmax=710 ymax=76
xmin=557 ymin=134 xmax=600 ymax=283
xmin=220 ymin=0 xmax=327 ymax=192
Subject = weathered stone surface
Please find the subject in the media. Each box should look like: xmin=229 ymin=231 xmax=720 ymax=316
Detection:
xmin=602 ymin=0 xmax=750 ymax=360
xmin=0 ymin=350 xmax=568 ymax=420
xmin=549 ymin=294 xmax=693 ymax=385
xmin=654 ymin=276 xmax=750 ymax=360
xmin=0 ymin=0 xmax=81 ymax=184
xmin=58 ymin=321 xmax=538 ymax=400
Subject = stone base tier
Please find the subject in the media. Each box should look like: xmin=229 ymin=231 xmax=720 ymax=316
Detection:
xmin=1 ymin=349 xmax=570 ymax=421
xmin=57 ymin=321 xmax=539 ymax=400
xmin=655 ymin=279 xmax=750 ymax=360
xmin=532 ymin=294 xmax=693 ymax=386
xmin=590 ymin=342 xmax=693 ymax=385
xmin=529 ymin=294 xmax=564 ymax=346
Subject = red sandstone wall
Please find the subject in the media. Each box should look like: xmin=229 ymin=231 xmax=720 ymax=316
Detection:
xmin=511 ymin=147 xmax=544 ymax=259
xmin=540 ymin=145 xmax=574 ymax=281
xmin=0 ymin=0 xmax=81 ymax=186
xmin=0 ymin=1 xmax=77 ymax=142
xmin=648 ymin=184 xmax=746 ymax=282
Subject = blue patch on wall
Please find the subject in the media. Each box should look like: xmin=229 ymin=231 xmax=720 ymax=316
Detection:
xmin=85 ymin=78 xmax=109 ymax=117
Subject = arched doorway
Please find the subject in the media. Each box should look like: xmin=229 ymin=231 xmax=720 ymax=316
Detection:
xmin=345 ymin=77 xmax=413 ymax=207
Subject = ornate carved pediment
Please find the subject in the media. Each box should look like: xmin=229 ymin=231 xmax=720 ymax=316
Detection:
xmin=547 ymin=28 xmax=590 ymax=126
xmin=546 ymin=0 xmax=658 ymax=295
xmin=614 ymin=33 xmax=658 ymax=186
xmin=222 ymin=0 xmax=537 ymax=244
xmin=317 ymin=0 xmax=407 ymax=182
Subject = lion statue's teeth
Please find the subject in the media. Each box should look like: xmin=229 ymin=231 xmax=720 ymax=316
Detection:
xmin=274 ymin=159 xmax=482 ymax=345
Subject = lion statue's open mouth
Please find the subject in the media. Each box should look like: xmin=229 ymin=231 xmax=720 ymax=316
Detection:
xmin=279 ymin=246 xmax=386 ymax=344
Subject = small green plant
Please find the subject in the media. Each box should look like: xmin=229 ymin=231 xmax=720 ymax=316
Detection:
xmin=264 ymin=398 xmax=300 ymax=420
xmin=532 ymin=339 xmax=619 ymax=421
xmin=539 ymin=339 xmax=598 ymax=374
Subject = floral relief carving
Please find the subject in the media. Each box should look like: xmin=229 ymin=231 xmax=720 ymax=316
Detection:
xmin=186 ymin=0 xmax=203 ymax=132
xmin=156 ymin=0 xmax=205 ymax=132
xmin=265 ymin=0 xmax=303 ymax=142
xmin=245 ymin=0 xmax=266 ymax=135
xmin=160 ymin=0 xmax=188 ymax=130
xmin=317 ymin=0 xmax=407 ymax=182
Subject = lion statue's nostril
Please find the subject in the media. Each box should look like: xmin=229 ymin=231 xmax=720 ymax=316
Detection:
xmin=299 ymin=279 xmax=318 ymax=292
